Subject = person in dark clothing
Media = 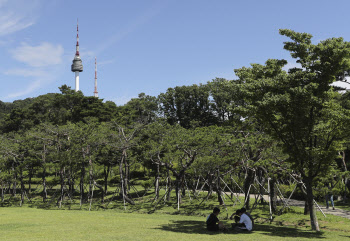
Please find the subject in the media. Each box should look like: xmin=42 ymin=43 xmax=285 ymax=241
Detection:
xmin=206 ymin=207 xmax=226 ymax=231
xmin=230 ymin=209 xmax=241 ymax=224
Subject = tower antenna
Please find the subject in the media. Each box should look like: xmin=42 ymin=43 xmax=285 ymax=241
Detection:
xmin=94 ymin=57 xmax=98 ymax=97
xmin=71 ymin=19 xmax=83 ymax=91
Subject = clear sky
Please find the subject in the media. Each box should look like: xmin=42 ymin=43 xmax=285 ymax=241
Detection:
xmin=1 ymin=0 xmax=350 ymax=105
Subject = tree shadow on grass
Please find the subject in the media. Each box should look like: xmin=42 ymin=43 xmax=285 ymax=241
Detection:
xmin=254 ymin=224 xmax=325 ymax=239
xmin=155 ymin=220 xmax=326 ymax=239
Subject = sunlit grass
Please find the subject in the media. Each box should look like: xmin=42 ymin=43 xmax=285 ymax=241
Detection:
xmin=1 ymin=184 xmax=350 ymax=240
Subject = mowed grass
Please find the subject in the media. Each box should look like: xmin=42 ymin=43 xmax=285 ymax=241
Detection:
xmin=1 ymin=207 xmax=350 ymax=241
xmin=2 ymin=185 xmax=350 ymax=240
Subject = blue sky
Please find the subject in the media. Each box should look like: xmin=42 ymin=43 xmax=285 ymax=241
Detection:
xmin=1 ymin=0 xmax=350 ymax=105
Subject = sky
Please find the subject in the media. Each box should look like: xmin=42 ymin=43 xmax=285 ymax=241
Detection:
xmin=1 ymin=0 xmax=350 ymax=105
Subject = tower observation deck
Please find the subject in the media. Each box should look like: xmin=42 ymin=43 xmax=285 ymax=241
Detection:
xmin=71 ymin=20 xmax=83 ymax=91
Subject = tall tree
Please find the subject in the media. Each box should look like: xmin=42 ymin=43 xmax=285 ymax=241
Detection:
xmin=236 ymin=29 xmax=350 ymax=231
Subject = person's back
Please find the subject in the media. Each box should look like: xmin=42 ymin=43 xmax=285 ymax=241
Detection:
xmin=241 ymin=208 xmax=254 ymax=230
xmin=206 ymin=207 xmax=226 ymax=231
xmin=206 ymin=213 xmax=219 ymax=231
xmin=245 ymin=212 xmax=254 ymax=228
xmin=239 ymin=213 xmax=253 ymax=231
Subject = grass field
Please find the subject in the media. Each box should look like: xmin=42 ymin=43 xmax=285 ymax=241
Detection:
xmin=1 ymin=206 xmax=350 ymax=241
xmin=1 ymin=185 xmax=350 ymax=240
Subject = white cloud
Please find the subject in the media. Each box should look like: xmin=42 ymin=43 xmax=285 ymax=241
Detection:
xmin=0 ymin=12 xmax=34 ymax=36
xmin=4 ymin=41 xmax=64 ymax=100
xmin=10 ymin=42 xmax=63 ymax=67
xmin=0 ymin=0 xmax=40 ymax=36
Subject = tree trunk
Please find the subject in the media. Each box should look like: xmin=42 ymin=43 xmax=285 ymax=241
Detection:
xmin=104 ymin=165 xmax=110 ymax=195
xmin=269 ymin=178 xmax=277 ymax=213
xmin=28 ymin=167 xmax=33 ymax=194
xmin=305 ymin=179 xmax=320 ymax=231
xmin=119 ymin=159 xmax=134 ymax=205
xmin=19 ymin=167 xmax=25 ymax=206
xmin=68 ymin=166 xmax=75 ymax=196
xmin=340 ymin=151 xmax=348 ymax=201
xmin=181 ymin=176 xmax=186 ymax=197
xmin=12 ymin=163 xmax=16 ymax=197
xmin=166 ymin=168 xmax=172 ymax=201
xmin=244 ymin=169 xmax=254 ymax=209
xmin=58 ymin=167 xmax=64 ymax=208
xmin=175 ymin=175 xmax=182 ymax=206
xmin=123 ymin=150 xmax=129 ymax=194
xmin=89 ymin=157 xmax=93 ymax=199
xmin=216 ymin=169 xmax=223 ymax=205
xmin=208 ymin=174 xmax=213 ymax=197
xmin=80 ymin=163 xmax=85 ymax=207
xmin=258 ymin=169 xmax=265 ymax=204
xmin=42 ymin=166 xmax=47 ymax=202
xmin=154 ymin=163 xmax=160 ymax=200
xmin=1 ymin=181 xmax=4 ymax=202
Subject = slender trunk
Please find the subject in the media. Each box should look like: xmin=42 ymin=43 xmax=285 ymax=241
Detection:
xmin=69 ymin=166 xmax=75 ymax=195
xmin=42 ymin=166 xmax=47 ymax=202
xmin=216 ymin=169 xmax=223 ymax=205
xmin=12 ymin=163 xmax=16 ymax=197
xmin=269 ymin=178 xmax=277 ymax=213
xmin=175 ymin=175 xmax=182 ymax=205
xmin=181 ymin=176 xmax=186 ymax=197
xmin=19 ymin=167 xmax=25 ymax=206
xmin=305 ymin=178 xmax=320 ymax=231
xmin=154 ymin=163 xmax=160 ymax=200
xmin=104 ymin=165 xmax=110 ymax=195
xmin=80 ymin=162 xmax=85 ymax=207
xmin=208 ymin=174 xmax=213 ymax=197
xmin=58 ymin=167 xmax=64 ymax=208
xmin=340 ymin=151 xmax=348 ymax=200
xmin=123 ymin=150 xmax=129 ymax=194
xmin=166 ymin=168 xmax=172 ymax=201
xmin=119 ymin=160 xmax=134 ymax=205
xmin=244 ymin=169 xmax=254 ymax=209
xmin=89 ymin=157 xmax=93 ymax=198
xmin=119 ymin=160 xmax=124 ymax=196
xmin=0 ymin=182 xmax=3 ymax=201
xmin=258 ymin=169 xmax=265 ymax=204
xmin=28 ymin=167 xmax=33 ymax=194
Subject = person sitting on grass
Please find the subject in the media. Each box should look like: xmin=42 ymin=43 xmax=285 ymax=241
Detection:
xmin=241 ymin=208 xmax=254 ymax=228
xmin=232 ymin=209 xmax=253 ymax=231
xmin=229 ymin=209 xmax=241 ymax=223
xmin=206 ymin=207 xmax=227 ymax=231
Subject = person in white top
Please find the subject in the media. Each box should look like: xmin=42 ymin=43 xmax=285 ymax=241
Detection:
xmin=232 ymin=209 xmax=253 ymax=231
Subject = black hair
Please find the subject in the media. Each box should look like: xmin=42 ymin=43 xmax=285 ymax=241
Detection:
xmin=213 ymin=207 xmax=220 ymax=213
xmin=236 ymin=209 xmax=242 ymax=215
xmin=241 ymin=208 xmax=246 ymax=213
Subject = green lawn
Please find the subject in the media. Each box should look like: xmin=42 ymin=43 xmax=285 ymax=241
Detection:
xmin=1 ymin=185 xmax=350 ymax=240
xmin=1 ymin=207 xmax=350 ymax=241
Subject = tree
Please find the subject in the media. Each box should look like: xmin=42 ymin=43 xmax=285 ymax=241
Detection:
xmin=159 ymin=84 xmax=215 ymax=128
xmin=235 ymin=29 xmax=350 ymax=231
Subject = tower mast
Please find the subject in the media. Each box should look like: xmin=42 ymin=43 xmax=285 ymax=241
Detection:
xmin=71 ymin=19 xmax=83 ymax=91
xmin=94 ymin=57 xmax=98 ymax=97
